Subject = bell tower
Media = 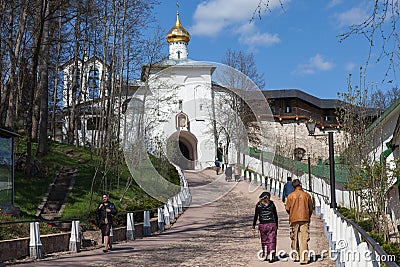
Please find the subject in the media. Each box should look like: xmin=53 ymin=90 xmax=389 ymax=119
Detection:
xmin=166 ymin=11 xmax=191 ymax=60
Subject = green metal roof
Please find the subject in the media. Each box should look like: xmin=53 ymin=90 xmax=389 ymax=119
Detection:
xmin=249 ymin=147 xmax=350 ymax=183
xmin=365 ymin=98 xmax=400 ymax=134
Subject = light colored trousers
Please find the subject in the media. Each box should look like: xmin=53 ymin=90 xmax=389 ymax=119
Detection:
xmin=289 ymin=221 xmax=310 ymax=264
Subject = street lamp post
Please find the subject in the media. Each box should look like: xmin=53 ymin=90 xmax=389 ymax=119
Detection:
xmin=328 ymin=132 xmax=337 ymax=209
xmin=306 ymin=119 xmax=337 ymax=209
xmin=307 ymin=156 xmax=312 ymax=192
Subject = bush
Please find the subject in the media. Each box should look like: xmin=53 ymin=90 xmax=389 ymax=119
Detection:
xmin=382 ymin=242 xmax=400 ymax=265
xmin=356 ymin=219 xmax=373 ymax=232
xmin=0 ymin=223 xmax=29 ymax=240
xmin=39 ymin=222 xmax=61 ymax=235
xmin=337 ymin=206 xmax=356 ymax=221
xmin=369 ymin=232 xmax=384 ymax=245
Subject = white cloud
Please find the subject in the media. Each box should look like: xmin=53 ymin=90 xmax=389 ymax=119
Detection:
xmin=327 ymin=0 xmax=343 ymax=8
xmin=190 ymin=0 xmax=286 ymax=37
xmin=293 ymin=54 xmax=334 ymax=75
xmin=236 ymin=23 xmax=281 ymax=47
xmin=345 ymin=62 xmax=356 ymax=71
xmin=334 ymin=6 xmax=369 ymax=28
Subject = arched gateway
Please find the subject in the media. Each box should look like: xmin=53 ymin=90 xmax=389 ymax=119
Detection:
xmin=167 ymin=131 xmax=198 ymax=170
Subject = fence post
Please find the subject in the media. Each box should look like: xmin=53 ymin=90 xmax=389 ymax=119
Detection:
xmin=271 ymin=179 xmax=276 ymax=195
xmin=185 ymin=187 xmax=191 ymax=206
xmin=110 ymin=226 xmax=113 ymax=246
xmin=324 ymin=208 xmax=333 ymax=248
xmin=182 ymin=189 xmax=189 ymax=206
xmin=173 ymin=196 xmax=179 ymax=218
xmin=126 ymin=213 xmax=135 ymax=240
xmin=266 ymin=177 xmax=271 ymax=190
xmin=69 ymin=220 xmax=81 ymax=252
xmin=277 ymin=181 xmax=281 ymax=197
xmin=343 ymin=224 xmax=360 ymax=267
xmin=163 ymin=204 xmax=171 ymax=228
xmin=29 ymin=222 xmax=42 ymax=259
xmin=177 ymin=194 xmax=183 ymax=214
xmin=157 ymin=207 xmax=164 ymax=231
xmin=357 ymin=242 xmax=373 ymax=267
xmin=279 ymin=181 xmax=284 ymax=199
xmin=143 ymin=210 xmax=151 ymax=236
xmin=168 ymin=199 xmax=175 ymax=221
xmin=314 ymin=195 xmax=321 ymax=216
xmin=336 ymin=218 xmax=346 ymax=266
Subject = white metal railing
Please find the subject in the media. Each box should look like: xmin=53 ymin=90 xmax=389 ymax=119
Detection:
xmin=239 ymin=153 xmax=398 ymax=267
xmin=318 ymin=194 xmax=397 ymax=267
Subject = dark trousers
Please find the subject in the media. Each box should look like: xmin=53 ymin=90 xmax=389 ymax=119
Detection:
xmin=258 ymin=222 xmax=278 ymax=255
xmin=100 ymin=223 xmax=111 ymax=239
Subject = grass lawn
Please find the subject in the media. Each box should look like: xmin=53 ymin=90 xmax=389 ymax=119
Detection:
xmin=12 ymin=140 xmax=180 ymax=223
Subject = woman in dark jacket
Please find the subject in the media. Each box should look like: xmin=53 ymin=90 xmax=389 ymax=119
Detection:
xmin=252 ymin=191 xmax=278 ymax=262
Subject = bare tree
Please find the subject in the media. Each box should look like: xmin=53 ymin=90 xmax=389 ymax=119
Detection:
xmin=215 ymin=49 xmax=270 ymax=164
xmin=84 ymin=0 xmax=159 ymax=207
xmin=338 ymin=0 xmax=399 ymax=82
xmin=252 ymin=0 xmax=285 ymax=21
xmin=337 ymin=72 xmax=400 ymax=241
xmin=370 ymin=86 xmax=400 ymax=110
xmin=0 ymin=0 xmax=159 ymax=176
xmin=221 ymin=49 xmax=265 ymax=90
xmin=0 ymin=0 xmax=30 ymax=129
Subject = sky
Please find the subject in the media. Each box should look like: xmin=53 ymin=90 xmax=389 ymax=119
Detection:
xmin=150 ymin=0 xmax=398 ymax=100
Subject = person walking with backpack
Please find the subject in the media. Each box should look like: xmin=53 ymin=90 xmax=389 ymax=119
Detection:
xmin=252 ymin=191 xmax=278 ymax=262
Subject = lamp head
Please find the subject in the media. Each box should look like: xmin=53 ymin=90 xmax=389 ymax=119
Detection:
xmin=306 ymin=118 xmax=316 ymax=135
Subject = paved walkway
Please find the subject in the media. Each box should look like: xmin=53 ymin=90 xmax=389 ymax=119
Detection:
xmin=11 ymin=169 xmax=334 ymax=266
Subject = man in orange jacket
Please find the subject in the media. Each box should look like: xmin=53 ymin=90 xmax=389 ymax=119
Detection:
xmin=285 ymin=179 xmax=313 ymax=265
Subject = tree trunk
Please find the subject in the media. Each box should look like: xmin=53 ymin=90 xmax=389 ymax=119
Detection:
xmin=68 ymin=5 xmax=81 ymax=145
xmin=51 ymin=11 xmax=63 ymax=141
xmin=36 ymin=0 xmax=50 ymax=157
xmin=26 ymin=0 xmax=47 ymax=174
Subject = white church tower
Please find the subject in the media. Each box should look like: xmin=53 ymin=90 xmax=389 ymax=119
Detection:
xmin=166 ymin=11 xmax=190 ymax=60
xmin=137 ymin=10 xmax=219 ymax=170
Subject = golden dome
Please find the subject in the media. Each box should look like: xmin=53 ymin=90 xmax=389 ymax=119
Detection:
xmin=166 ymin=12 xmax=190 ymax=43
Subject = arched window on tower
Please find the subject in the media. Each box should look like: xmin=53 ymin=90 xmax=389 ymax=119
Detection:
xmin=176 ymin=112 xmax=189 ymax=130
xmin=88 ymin=68 xmax=99 ymax=99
